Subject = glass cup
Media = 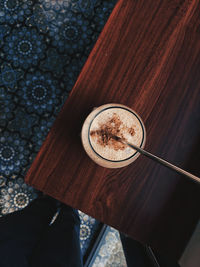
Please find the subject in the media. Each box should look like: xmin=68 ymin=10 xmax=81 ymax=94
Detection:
xmin=81 ymin=103 xmax=146 ymax=168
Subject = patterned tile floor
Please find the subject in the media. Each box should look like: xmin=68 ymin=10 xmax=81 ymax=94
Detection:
xmin=0 ymin=0 xmax=129 ymax=265
xmin=92 ymin=227 xmax=127 ymax=267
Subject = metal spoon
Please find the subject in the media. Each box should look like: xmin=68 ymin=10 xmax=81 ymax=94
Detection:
xmin=116 ymin=136 xmax=200 ymax=185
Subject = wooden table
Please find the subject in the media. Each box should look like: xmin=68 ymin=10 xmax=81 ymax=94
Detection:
xmin=25 ymin=0 xmax=200 ymax=259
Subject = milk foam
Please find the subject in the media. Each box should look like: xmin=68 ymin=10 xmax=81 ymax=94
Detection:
xmin=89 ymin=108 xmax=144 ymax=161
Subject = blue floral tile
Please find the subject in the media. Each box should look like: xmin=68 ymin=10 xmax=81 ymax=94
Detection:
xmin=0 ymin=131 xmax=32 ymax=176
xmin=7 ymin=107 xmax=39 ymax=138
xmin=17 ymin=71 xmax=61 ymax=115
xmin=31 ymin=116 xmax=55 ymax=153
xmin=26 ymin=3 xmax=55 ymax=33
xmin=0 ymin=87 xmax=16 ymax=128
xmin=3 ymin=27 xmax=46 ymax=69
xmin=92 ymin=227 xmax=127 ymax=267
xmin=94 ymin=0 xmax=117 ymax=32
xmin=0 ymin=177 xmax=37 ymax=215
xmin=0 ymin=24 xmax=10 ymax=47
xmin=62 ymin=56 xmax=87 ymax=94
xmin=79 ymin=211 xmax=101 ymax=256
xmin=71 ymin=0 xmax=98 ymax=18
xmin=49 ymin=12 xmax=94 ymax=54
xmin=0 ymin=0 xmax=32 ymax=24
xmin=0 ymin=63 xmax=23 ymax=89
xmin=40 ymin=0 xmax=70 ymax=12
xmin=40 ymin=48 xmax=70 ymax=78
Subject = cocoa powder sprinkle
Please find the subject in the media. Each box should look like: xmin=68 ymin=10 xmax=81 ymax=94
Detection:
xmin=90 ymin=113 xmax=135 ymax=151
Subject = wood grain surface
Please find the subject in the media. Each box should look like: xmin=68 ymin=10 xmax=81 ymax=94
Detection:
xmin=25 ymin=0 xmax=200 ymax=259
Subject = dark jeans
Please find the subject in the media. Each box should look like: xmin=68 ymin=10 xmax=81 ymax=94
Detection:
xmin=0 ymin=196 xmax=180 ymax=267
xmin=0 ymin=197 xmax=83 ymax=267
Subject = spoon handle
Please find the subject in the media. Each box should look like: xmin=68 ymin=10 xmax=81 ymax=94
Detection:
xmin=125 ymin=141 xmax=200 ymax=185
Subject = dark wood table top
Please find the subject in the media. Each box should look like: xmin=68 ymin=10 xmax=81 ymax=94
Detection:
xmin=25 ymin=0 xmax=200 ymax=259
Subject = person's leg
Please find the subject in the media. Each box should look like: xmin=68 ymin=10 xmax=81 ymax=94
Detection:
xmin=0 ymin=196 xmax=58 ymax=267
xmin=30 ymin=204 xmax=83 ymax=267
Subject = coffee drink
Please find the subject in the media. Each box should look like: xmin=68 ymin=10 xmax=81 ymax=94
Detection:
xmin=81 ymin=104 xmax=146 ymax=168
